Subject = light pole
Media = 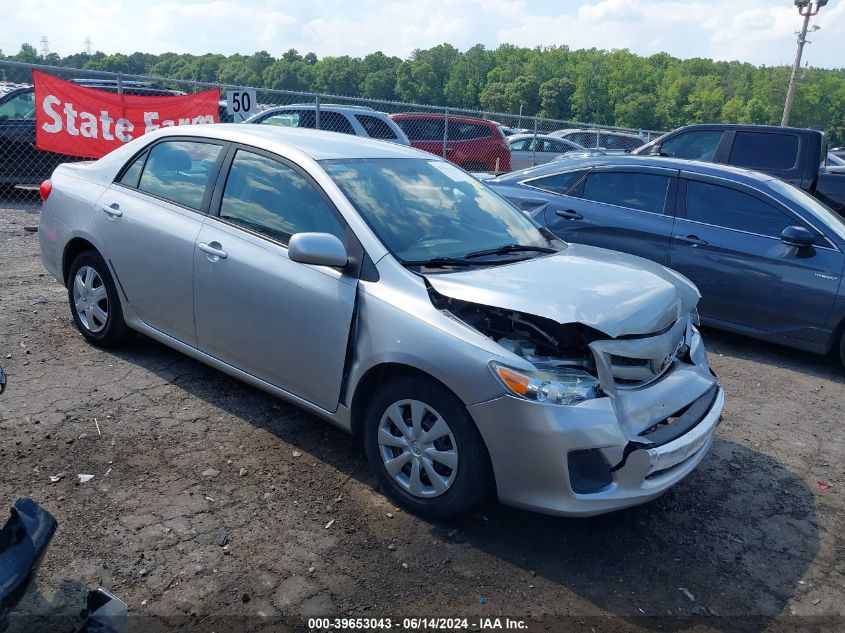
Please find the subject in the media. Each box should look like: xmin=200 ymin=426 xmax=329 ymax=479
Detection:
xmin=781 ymin=0 xmax=827 ymax=127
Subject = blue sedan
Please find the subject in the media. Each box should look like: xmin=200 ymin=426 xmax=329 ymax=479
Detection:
xmin=488 ymin=156 xmax=845 ymax=364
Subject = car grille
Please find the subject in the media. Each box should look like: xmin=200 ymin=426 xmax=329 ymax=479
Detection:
xmin=589 ymin=317 xmax=691 ymax=392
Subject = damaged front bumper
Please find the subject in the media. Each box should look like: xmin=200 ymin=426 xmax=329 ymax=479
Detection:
xmin=468 ymin=325 xmax=724 ymax=517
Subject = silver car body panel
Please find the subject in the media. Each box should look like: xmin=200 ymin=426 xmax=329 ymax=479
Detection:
xmin=39 ymin=124 xmax=724 ymax=517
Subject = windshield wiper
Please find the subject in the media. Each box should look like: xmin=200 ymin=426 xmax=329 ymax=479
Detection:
xmin=402 ymin=256 xmax=476 ymax=268
xmin=464 ymin=244 xmax=558 ymax=259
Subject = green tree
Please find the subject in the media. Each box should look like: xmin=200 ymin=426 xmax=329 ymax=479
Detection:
xmin=538 ymin=77 xmax=574 ymax=120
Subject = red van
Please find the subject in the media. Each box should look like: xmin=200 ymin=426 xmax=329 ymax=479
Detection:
xmin=390 ymin=113 xmax=511 ymax=173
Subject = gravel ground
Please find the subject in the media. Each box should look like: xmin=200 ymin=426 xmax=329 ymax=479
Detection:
xmin=1 ymin=198 xmax=843 ymax=633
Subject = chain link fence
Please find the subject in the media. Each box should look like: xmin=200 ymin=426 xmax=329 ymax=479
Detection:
xmin=0 ymin=60 xmax=663 ymax=201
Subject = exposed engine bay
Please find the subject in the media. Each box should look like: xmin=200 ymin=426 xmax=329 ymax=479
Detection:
xmin=430 ymin=289 xmax=603 ymax=378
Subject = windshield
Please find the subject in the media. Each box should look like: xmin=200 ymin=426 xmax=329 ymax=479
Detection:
xmin=767 ymin=178 xmax=845 ymax=243
xmin=827 ymin=153 xmax=845 ymax=167
xmin=323 ymin=158 xmax=556 ymax=264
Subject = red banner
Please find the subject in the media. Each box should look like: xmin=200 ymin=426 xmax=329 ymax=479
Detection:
xmin=33 ymin=70 xmax=219 ymax=158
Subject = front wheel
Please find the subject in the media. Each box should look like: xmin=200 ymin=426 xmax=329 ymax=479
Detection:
xmin=67 ymin=250 xmax=129 ymax=348
xmin=363 ymin=377 xmax=491 ymax=519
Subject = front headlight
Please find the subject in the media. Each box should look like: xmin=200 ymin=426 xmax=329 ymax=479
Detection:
xmin=491 ymin=362 xmax=601 ymax=405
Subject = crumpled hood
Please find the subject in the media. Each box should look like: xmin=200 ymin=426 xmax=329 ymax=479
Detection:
xmin=425 ymin=243 xmax=700 ymax=338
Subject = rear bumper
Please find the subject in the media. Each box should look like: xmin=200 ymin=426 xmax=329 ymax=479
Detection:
xmin=468 ymin=380 xmax=724 ymax=517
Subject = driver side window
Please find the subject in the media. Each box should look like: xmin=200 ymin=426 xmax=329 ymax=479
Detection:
xmin=0 ymin=92 xmax=36 ymax=120
xmin=219 ymin=150 xmax=346 ymax=245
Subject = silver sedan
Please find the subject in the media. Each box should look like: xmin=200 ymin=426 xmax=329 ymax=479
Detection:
xmin=39 ymin=125 xmax=723 ymax=518
xmin=508 ymin=133 xmax=584 ymax=170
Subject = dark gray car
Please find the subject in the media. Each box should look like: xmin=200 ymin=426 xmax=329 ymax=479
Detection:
xmin=488 ymin=156 xmax=845 ymax=364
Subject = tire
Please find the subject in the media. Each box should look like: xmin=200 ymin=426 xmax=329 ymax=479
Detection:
xmin=67 ymin=250 xmax=129 ymax=348
xmin=363 ymin=377 xmax=492 ymax=519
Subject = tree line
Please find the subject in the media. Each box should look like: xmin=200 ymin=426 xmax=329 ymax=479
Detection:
xmin=3 ymin=42 xmax=844 ymax=143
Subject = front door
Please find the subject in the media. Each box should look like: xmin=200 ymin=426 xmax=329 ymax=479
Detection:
xmin=668 ymin=176 xmax=843 ymax=342
xmin=94 ymin=138 xmax=225 ymax=345
xmin=193 ymin=148 xmax=357 ymax=412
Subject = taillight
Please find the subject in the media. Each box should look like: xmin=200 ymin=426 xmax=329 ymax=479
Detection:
xmin=39 ymin=180 xmax=52 ymax=202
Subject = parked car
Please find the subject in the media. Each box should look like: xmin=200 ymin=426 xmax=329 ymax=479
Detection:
xmin=38 ymin=124 xmax=722 ymax=518
xmin=488 ymin=156 xmax=845 ymax=364
xmin=507 ymin=133 xmax=583 ymax=170
xmin=549 ymin=128 xmax=645 ymax=151
xmin=633 ymin=124 xmax=845 ymax=215
xmin=390 ymin=113 xmax=511 ymax=173
xmin=499 ymin=125 xmax=530 ymax=137
xmin=826 ymin=152 xmax=845 ymax=167
xmin=0 ymin=81 xmax=185 ymax=188
xmin=246 ymin=104 xmax=410 ymax=145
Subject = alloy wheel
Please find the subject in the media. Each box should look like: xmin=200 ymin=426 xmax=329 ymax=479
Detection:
xmin=377 ymin=399 xmax=458 ymax=498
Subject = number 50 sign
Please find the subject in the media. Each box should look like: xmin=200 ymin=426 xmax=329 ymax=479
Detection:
xmin=225 ymin=89 xmax=257 ymax=121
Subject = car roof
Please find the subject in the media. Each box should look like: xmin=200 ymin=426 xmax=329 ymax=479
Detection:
xmin=146 ymin=123 xmax=426 ymax=161
xmin=508 ymin=133 xmax=574 ymax=141
xmin=259 ymin=103 xmax=380 ymax=114
xmin=555 ymin=128 xmax=640 ymax=139
xmin=390 ymin=112 xmax=496 ymax=126
xmin=493 ymin=154 xmax=776 ymax=185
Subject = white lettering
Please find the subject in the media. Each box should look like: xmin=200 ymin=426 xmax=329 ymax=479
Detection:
xmin=63 ymin=102 xmax=79 ymax=136
xmin=79 ymin=112 xmax=98 ymax=138
xmin=143 ymin=112 xmax=159 ymax=133
xmin=99 ymin=111 xmax=114 ymax=141
xmin=114 ymin=118 xmax=134 ymax=142
xmin=41 ymin=95 xmax=63 ymax=133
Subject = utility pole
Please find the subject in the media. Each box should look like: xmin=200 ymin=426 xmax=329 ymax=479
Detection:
xmin=781 ymin=0 xmax=827 ymax=127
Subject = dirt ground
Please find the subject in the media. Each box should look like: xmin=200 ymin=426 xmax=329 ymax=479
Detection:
xmin=1 ymin=197 xmax=843 ymax=633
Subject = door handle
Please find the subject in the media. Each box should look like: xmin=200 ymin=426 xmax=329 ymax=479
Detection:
xmin=675 ymin=235 xmax=709 ymax=247
xmin=555 ymin=209 xmax=584 ymax=221
xmin=99 ymin=203 xmax=122 ymax=218
xmin=198 ymin=242 xmax=228 ymax=260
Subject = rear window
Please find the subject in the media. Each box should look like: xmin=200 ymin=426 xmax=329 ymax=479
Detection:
xmin=729 ymin=132 xmax=800 ymax=171
xmin=136 ymin=140 xmax=223 ymax=210
xmin=355 ymin=114 xmax=397 ymax=140
xmin=581 ymin=171 xmax=670 ymax=213
xmin=394 ymin=118 xmax=444 ymax=141
xmin=450 ymin=122 xmax=491 ymax=141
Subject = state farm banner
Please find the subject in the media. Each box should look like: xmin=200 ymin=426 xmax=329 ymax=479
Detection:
xmin=33 ymin=70 xmax=219 ymax=158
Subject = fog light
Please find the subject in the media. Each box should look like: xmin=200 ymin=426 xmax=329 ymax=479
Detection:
xmin=568 ymin=449 xmax=613 ymax=493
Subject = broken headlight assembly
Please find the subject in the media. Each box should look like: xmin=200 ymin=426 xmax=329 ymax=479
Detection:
xmin=491 ymin=362 xmax=601 ymax=405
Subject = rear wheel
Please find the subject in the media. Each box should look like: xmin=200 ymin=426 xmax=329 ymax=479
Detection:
xmin=363 ymin=377 xmax=491 ymax=519
xmin=67 ymin=251 xmax=129 ymax=348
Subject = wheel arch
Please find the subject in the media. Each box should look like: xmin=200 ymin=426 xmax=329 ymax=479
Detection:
xmin=62 ymin=237 xmax=99 ymax=286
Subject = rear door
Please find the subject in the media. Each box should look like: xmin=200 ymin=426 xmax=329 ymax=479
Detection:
xmin=542 ymin=165 xmax=678 ymax=264
xmin=667 ymin=174 xmax=842 ymax=342
xmin=95 ymin=138 xmax=226 ymax=346
xmin=193 ymin=146 xmax=358 ymax=411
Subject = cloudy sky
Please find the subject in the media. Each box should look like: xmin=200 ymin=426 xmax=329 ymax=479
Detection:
xmin=3 ymin=0 xmax=844 ymax=68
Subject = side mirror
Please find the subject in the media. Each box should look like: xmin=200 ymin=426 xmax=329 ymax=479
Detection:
xmin=648 ymin=143 xmax=663 ymax=156
xmin=780 ymin=225 xmax=814 ymax=249
xmin=288 ymin=232 xmax=348 ymax=267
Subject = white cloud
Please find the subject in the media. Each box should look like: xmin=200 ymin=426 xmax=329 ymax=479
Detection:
xmin=1 ymin=0 xmax=842 ymax=68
